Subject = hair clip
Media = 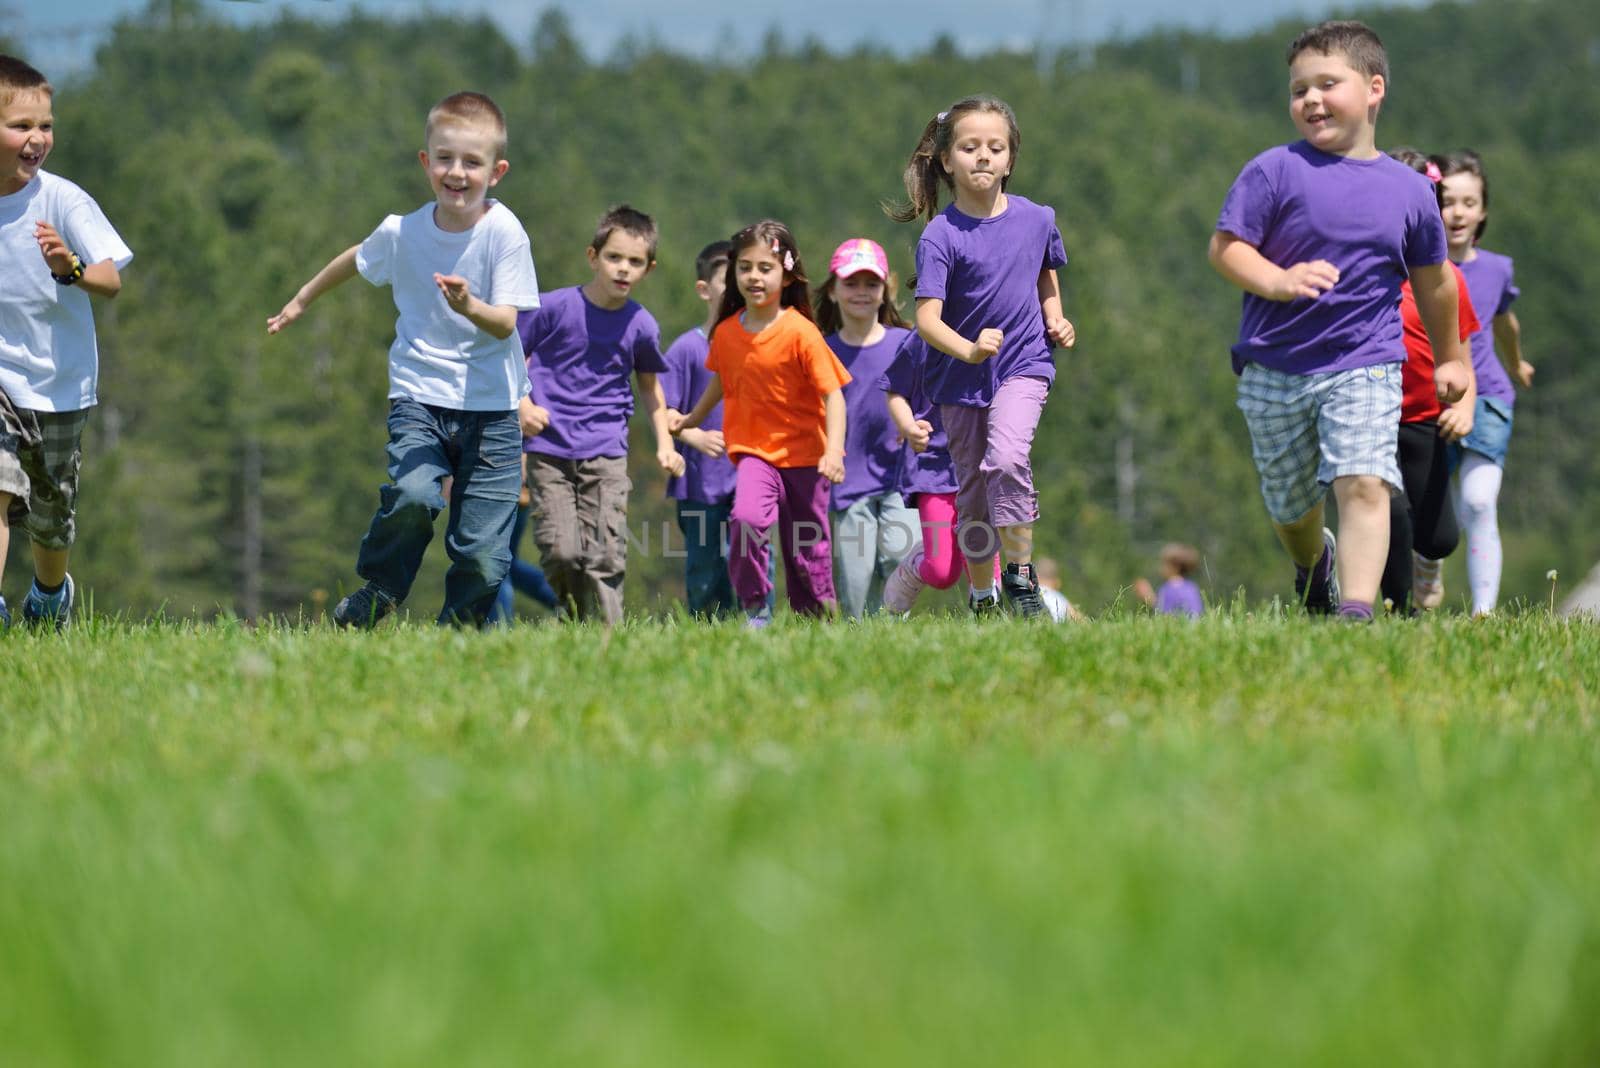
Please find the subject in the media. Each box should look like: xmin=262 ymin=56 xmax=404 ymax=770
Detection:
xmin=1424 ymin=160 xmax=1443 ymax=183
xmin=771 ymin=237 xmax=782 ymax=256
xmin=936 ymin=110 xmax=949 ymax=123
xmin=783 ymin=251 xmax=795 ymax=271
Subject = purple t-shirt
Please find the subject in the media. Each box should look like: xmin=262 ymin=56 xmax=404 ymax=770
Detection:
xmin=915 ymin=194 xmax=1069 ymax=407
xmin=1156 ymin=577 xmax=1203 ymax=617
xmin=878 ymin=333 xmax=959 ymax=498
xmin=1216 ymin=142 xmax=1449 ymax=376
xmin=829 ymin=326 xmax=912 ymax=511
xmin=659 ymin=325 xmax=736 ymax=505
xmin=1457 ymin=250 xmax=1520 ymax=406
xmin=518 ymin=286 xmax=667 ymax=459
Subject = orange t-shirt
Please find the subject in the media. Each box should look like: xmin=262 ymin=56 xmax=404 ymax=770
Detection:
xmin=707 ymin=307 xmax=852 ymax=468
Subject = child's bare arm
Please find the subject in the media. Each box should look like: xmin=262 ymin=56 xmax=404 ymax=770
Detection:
xmin=671 ymin=375 xmax=722 ymax=433
xmin=886 ymin=392 xmax=931 ymax=453
xmin=1493 ymin=311 xmax=1534 ymax=388
xmin=35 ymin=222 xmax=120 ymax=298
xmin=818 ymin=388 xmax=846 ymax=484
xmin=268 ymin=245 xmax=360 ymax=334
xmin=916 ymin=298 xmax=1001 ymax=364
xmin=1208 ymin=232 xmax=1339 ymax=302
xmin=1410 ymin=263 xmax=1472 ymax=405
xmin=638 ymin=372 xmax=685 ymax=477
xmin=1036 ymin=268 xmax=1075 ymax=348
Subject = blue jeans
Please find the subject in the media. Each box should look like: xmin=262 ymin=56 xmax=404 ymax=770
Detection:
xmin=355 ymin=398 xmax=522 ymax=625
xmin=488 ymin=504 xmax=560 ymax=623
xmin=677 ymin=499 xmax=736 ymax=617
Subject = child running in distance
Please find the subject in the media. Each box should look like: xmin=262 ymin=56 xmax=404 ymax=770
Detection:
xmin=889 ymin=95 xmax=1075 ymax=619
xmin=1208 ymin=21 xmax=1470 ymax=621
xmin=878 ymin=333 xmax=1001 ymax=616
xmin=672 ymin=220 xmax=851 ymax=628
xmin=517 ymin=204 xmax=682 ymax=625
xmin=1133 ymin=543 xmax=1204 ymax=617
xmin=1380 ymin=148 xmax=1478 ymax=615
xmin=268 ymin=91 xmax=538 ymax=628
xmin=814 ymin=238 xmax=921 ymax=618
xmin=1435 ymin=149 xmax=1533 ymax=616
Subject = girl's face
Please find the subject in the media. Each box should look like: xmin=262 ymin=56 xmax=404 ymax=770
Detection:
xmin=735 ymin=242 xmax=786 ymax=310
xmin=941 ymin=111 xmax=1013 ymax=198
xmin=1439 ymin=173 xmax=1486 ymax=253
xmin=834 ymin=272 xmax=885 ymax=324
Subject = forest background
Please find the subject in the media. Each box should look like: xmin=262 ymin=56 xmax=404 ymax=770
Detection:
xmin=2 ymin=0 xmax=1594 ymax=620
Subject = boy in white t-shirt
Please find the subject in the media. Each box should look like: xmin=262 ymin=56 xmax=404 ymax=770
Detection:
xmin=0 ymin=55 xmax=133 ymax=630
xmin=268 ymin=91 xmax=540 ymax=627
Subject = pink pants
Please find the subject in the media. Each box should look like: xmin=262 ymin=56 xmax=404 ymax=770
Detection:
xmin=908 ymin=491 xmax=1000 ymax=589
xmin=940 ymin=374 xmax=1049 ymax=565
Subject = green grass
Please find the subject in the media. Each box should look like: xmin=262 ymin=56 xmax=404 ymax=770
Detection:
xmin=3 ymin=613 xmax=1599 ymax=1066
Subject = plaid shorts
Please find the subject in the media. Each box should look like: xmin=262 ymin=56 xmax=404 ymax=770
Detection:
xmin=0 ymin=406 xmax=90 ymax=549
xmin=1237 ymin=362 xmax=1402 ymax=525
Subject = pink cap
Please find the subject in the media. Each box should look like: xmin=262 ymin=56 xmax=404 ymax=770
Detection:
xmin=829 ymin=238 xmax=888 ymax=281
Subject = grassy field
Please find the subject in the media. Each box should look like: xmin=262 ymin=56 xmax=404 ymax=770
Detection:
xmin=3 ymin=612 xmax=1599 ymax=1066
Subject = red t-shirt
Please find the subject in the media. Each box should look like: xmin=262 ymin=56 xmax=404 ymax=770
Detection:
xmin=707 ymin=307 xmax=851 ymax=468
xmin=1400 ymin=261 xmax=1480 ymax=423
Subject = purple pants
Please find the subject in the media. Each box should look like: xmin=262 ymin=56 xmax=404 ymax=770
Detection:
xmin=941 ymin=374 xmax=1049 ymax=565
xmin=728 ymin=456 xmax=837 ymax=616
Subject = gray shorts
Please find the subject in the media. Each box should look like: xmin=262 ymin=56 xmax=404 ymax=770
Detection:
xmin=0 ymin=406 xmax=90 ymax=549
xmin=1237 ymin=362 xmax=1401 ymax=525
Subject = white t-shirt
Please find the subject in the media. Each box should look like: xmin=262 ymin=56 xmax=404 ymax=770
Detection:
xmin=0 ymin=172 xmax=134 ymax=411
xmin=357 ymin=200 xmax=540 ymax=412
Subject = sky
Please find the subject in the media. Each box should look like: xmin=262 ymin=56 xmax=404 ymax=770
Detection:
xmin=11 ymin=0 xmax=1436 ymax=75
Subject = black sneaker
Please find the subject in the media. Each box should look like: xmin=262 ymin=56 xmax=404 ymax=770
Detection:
xmin=0 ymin=595 xmax=9 ymax=631
xmin=1294 ymin=528 xmax=1340 ymax=615
xmin=968 ymin=587 xmax=1003 ymax=618
xmin=1001 ymin=562 xmax=1046 ymax=618
xmin=333 ymin=583 xmax=397 ymax=629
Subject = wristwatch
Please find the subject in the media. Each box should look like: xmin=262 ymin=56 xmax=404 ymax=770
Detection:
xmin=52 ymin=253 xmax=85 ymax=286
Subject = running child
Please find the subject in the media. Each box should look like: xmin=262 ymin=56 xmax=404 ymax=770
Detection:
xmin=268 ymin=91 xmax=539 ymax=627
xmin=661 ymin=239 xmax=741 ymax=616
xmin=888 ymin=95 xmax=1075 ymax=618
xmin=518 ymin=204 xmax=683 ymax=625
xmin=814 ymin=238 xmax=921 ymax=618
xmin=1208 ymin=21 xmax=1471 ymax=620
xmin=877 ymin=332 xmax=1000 ymax=615
xmin=1436 ymin=149 xmax=1533 ymax=616
xmin=671 ymin=220 xmax=851 ymax=627
xmin=0 ymin=55 xmax=133 ymax=630
xmin=1133 ymin=543 xmax=1205 ymax=618
xmin=1380 ymin=148 xmax=1479 ymax=614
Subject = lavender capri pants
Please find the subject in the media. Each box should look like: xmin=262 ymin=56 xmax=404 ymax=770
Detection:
xmin=941 ymin=374 xmax=1049 ymax=565
xmin=728 ymin=456 xmax=837 ymax=616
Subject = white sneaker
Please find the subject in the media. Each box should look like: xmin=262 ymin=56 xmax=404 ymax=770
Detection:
xmin=882 ymin=555 xmax=925 ymax=615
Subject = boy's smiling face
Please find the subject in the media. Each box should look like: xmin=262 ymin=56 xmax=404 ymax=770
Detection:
xmin=419 ymin=119 xmax=506 ymax=230
xmin=1288 ymin=48 xmax=1384 ymax=158
xmin=2 ymin=90 xmax=53 ymax=196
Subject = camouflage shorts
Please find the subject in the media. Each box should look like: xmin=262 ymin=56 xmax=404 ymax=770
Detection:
xmin=0 ymin=405 xmax=89 ymax=549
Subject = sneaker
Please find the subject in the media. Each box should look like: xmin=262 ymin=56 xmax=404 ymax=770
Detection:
xmin=1001 ymin=562 xmax=1046 ymax=618
xmin=882 ymin=555 xmax=925 ymax=615
xmin=0 ymin=595 xmax=9 ymax=631
xmin=1413 ymin=553 xmax=1445 ymax=611
xmin=1294 ymin=529 xmax=1339 ymax=615
xmin=968 ymin=585 xmax=1003 ymax=618
xmin=21 ymin=573 xmax=75 ymax=630
xmin=333 ymin=583 xmax=397 ymax=629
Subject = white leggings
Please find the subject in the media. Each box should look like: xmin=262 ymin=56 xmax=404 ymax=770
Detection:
xmin=1452 ymin=452 xmax=1504 ymax=615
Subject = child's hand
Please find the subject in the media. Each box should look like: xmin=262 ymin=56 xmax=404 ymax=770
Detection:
xmin=267 ymin=296 xmax=305 ymax=335
xmin=1434 ymin=361 xmax=1471 ymax=406
xmin=668 ymin=410 xmax=689 ymax=434
xmin=519 ymin=396 xmax=550 ymax=437
xmin=1436 ymin=402 xmax=1473 ymax=443
xmin=1272 ymin=260 xmax=1340 ymax=301
xmin=34 ymin=222 xmax=79 ymax=277
xmin=658 ymin=445 xmax=685 ymax=477
xmin=434 ymin=272 xmax=473 ymax=313
xmin=898 ymin=419 xmax=933 ymax=453
xmin=684 ymin=428 xmax=726 ymax=459
xmin=819 ymin=450 xmax=845 ymax=485
xmin=969 ymin=328 xmax=1003 ymax=364
xmin=1132 ymin=577 xmax=1156 ymax=608
xmin=1513 ymin=360 xmax=1536 ymax=389
xmin=1045 ymin=316 xmax=1075 ymax=349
